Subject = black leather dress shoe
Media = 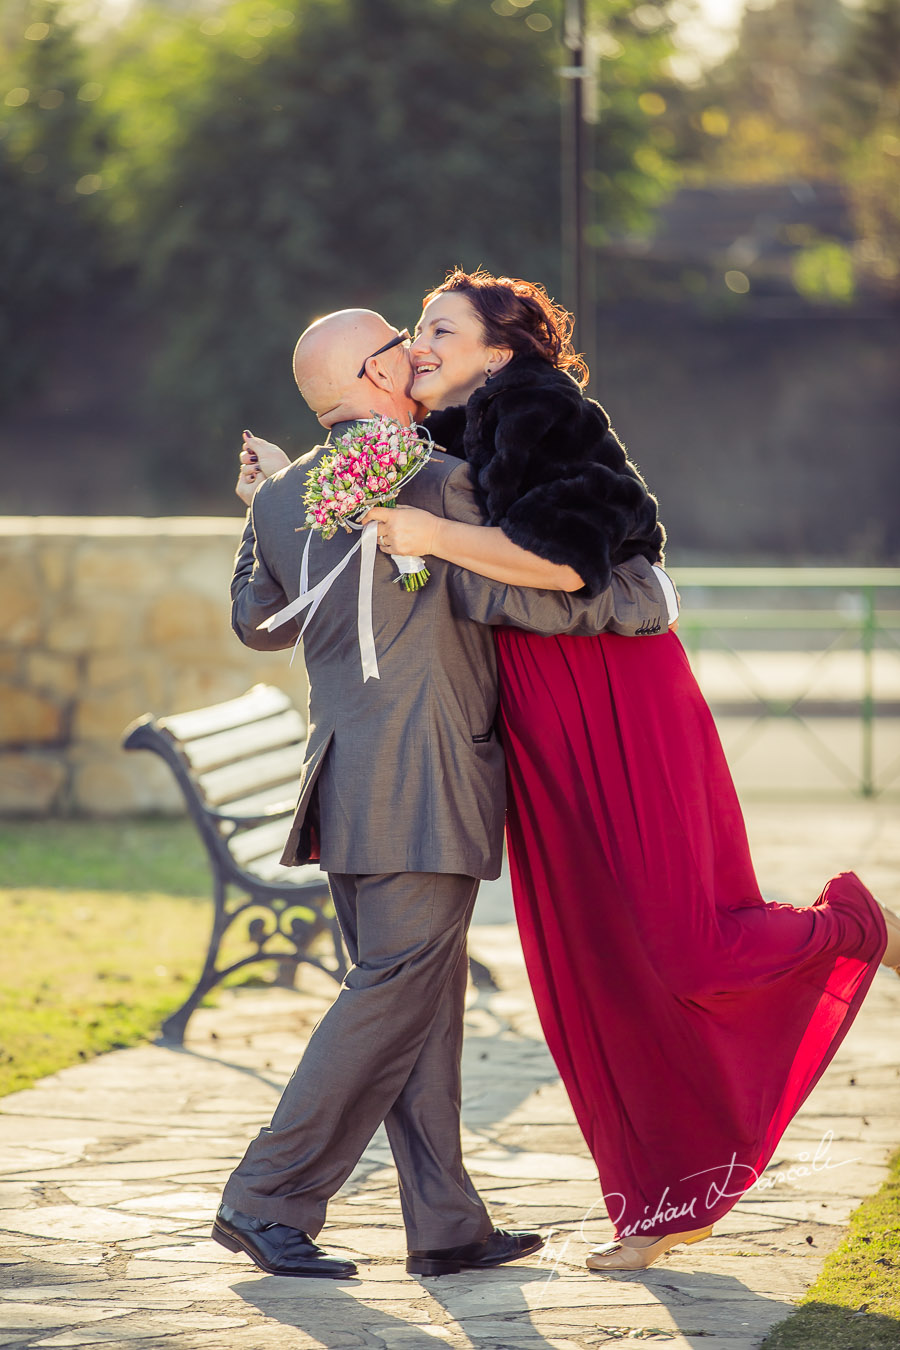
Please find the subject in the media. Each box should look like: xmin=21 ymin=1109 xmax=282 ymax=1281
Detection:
xmin=407 ymin=1227 xmax=544 ymax=1276
xmin=212 ymin=1204 xmax=357 ymax=1278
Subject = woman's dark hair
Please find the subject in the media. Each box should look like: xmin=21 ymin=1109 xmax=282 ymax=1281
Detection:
xmin=422 ymin=267 xmax=589 ymax=387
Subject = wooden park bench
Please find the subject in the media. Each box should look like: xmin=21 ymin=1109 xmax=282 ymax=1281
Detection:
xmin=122 ymin=684 xmax=347 ymax=1044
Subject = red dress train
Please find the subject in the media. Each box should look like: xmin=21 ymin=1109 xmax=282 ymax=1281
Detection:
xmin=495 ymin=628 xmax=887 ymax=1240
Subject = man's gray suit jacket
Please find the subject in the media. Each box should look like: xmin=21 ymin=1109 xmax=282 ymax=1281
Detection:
xmin=231 ymin=437 xmax=668 ymax=881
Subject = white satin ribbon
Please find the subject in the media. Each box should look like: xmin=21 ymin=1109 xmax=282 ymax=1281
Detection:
xmin=258 ymin=521 xmax=381 ymax=682
xmin=286 ymin=531 xmax=327 ymax=669
xmin=356 ymin=520 xmax=378 ymax=680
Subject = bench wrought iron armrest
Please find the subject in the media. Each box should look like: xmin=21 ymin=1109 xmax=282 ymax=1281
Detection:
xmin=121 ymin=690 xmax=345 ymax=1044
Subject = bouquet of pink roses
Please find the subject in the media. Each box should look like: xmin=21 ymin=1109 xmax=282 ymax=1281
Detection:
xmin=302 ymin=413 xmax=433 ymax=591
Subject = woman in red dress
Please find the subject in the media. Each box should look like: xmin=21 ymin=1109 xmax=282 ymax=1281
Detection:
xmin=367 ymin=269 xmax=900 ymax=1271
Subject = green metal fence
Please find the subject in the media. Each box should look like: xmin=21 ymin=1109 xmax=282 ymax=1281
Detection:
xmin=673 ymin=567 xmax=900 ymax=797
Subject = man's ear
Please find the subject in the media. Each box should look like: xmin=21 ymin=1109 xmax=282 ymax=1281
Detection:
xmin=365 ymin=356 xmax=394 ymax=390
xmin=368 ymin=350 xmax=409 ymax=393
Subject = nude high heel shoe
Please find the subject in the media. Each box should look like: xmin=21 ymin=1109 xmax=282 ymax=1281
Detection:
xmin=878 ymin=903 xmax=900 ymax=976
xmin=586 ymin=1225 xmax=713 ymax=1272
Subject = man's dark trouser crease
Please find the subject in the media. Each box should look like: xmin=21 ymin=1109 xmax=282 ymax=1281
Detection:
xmin=222 ymin=869 xmax=492 ymax=1250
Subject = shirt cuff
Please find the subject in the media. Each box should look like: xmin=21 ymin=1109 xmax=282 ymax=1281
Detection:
xmin=652 ymin=565 xmax=680 ymax=625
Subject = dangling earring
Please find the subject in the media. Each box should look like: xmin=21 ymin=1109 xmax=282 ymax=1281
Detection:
xmin=485 ymin=368 xmax=493 ymax=382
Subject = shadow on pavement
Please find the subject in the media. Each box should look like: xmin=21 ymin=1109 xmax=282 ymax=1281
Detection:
xmin=230 ymin=1260 xmax=798 ymax=1348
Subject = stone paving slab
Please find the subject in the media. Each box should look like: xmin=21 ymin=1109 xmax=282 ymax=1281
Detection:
xmin=1 ymin=801 xmax=899 ymax=1349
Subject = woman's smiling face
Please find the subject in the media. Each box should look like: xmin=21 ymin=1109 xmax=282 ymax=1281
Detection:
xmin=410 ymin=291 xmax=510 ymax=411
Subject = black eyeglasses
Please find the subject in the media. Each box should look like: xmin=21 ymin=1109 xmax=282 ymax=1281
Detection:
xmin=356 ymin=329 xmax=410 ymax=379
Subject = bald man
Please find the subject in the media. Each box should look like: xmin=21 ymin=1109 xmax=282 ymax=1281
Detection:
xmin=215 ymin=310 xmax=672 ymax=1280
xmin=236 ymin=310 xmax=418 ymax=502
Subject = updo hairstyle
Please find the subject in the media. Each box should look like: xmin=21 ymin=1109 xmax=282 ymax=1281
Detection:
xmin=422 ymin=267 xmax=589 ymax=387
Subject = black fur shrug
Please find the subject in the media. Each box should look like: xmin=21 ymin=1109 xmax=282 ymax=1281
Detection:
xmin=424 ymin=355 xmax=665 ymax=597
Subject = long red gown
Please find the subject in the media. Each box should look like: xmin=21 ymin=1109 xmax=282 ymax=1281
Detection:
xmin=496 ymin=626 xmax=887 ymax=1240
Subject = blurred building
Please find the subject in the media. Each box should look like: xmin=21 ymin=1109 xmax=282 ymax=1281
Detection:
xmin=592 ymin=180 xmax=900 ymax=563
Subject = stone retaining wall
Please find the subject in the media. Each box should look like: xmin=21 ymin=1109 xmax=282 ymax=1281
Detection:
xmin=0 ymin=518 xmax=307 ymax=816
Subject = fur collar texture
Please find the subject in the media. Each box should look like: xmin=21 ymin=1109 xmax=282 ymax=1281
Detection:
xmin=424 ymin=355 xmax=664 ymax=596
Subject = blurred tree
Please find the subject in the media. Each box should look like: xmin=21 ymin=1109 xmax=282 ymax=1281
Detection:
xmin=835 ymin=0 xmax=900 ymax=137
xmin=650 ymin=0 xmax=900 ymax=301
xmin=95 ymin=0 xmax=678 ymax=486
xmin=0 ymin=0 xmax=110 ymax=406
xmin=847 ymin=127 xmax=900 ymax=290
xmin=0 ymin=0 xmax=680 ymax=493
xmin=836 ymin=0 xmax=900 ymax=291
xmin=662 ymin=0 xmax=900 ymax=189
xmin=96 ymin=0 xmax=562 ymax=480
xmin=670 ymin=0 xmax=851 ymax=182
xmin=584 ymin=0 xmax=680 ymax=241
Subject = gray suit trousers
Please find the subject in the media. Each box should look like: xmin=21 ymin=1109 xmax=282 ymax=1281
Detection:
xmin=222 ymin=871 xmax=493 ymax=1250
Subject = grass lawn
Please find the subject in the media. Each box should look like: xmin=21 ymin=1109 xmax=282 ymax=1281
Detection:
xmin=0 ymin=819 xmax=229 ymax=1097
xmin=763 ymin=1147 xmax=900 ymax=1348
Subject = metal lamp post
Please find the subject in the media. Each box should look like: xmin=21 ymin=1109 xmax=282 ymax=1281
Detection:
xmin=560 ymin=0 xmax=597 ymax=385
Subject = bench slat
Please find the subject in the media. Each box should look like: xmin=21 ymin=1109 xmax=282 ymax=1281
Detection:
xmin=229 ymin=819 xmax=296 ymax=868
xmin=217 ymin=788 xmax=298 ymax=821
xmin=199 ymin=744 xmax=306 ymax=807
xmin=182 ymin=709 xmax=307 ymax=774
xmin=161 ymin=684 xmax=293 ymax=743
xmin=247 ymin=853 xmax=327 ymax=887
